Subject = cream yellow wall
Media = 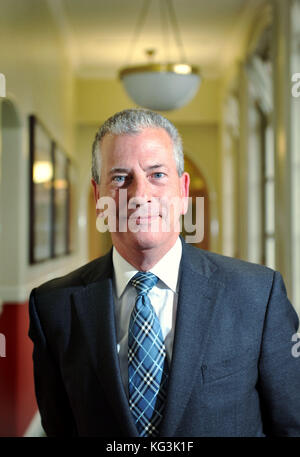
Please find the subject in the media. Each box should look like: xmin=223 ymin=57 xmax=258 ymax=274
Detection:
xmin=0 ymin=0 xmax=79 ymax=301
xmin=76 ymin=77 xmax=220 ymax=125
xmin=0 ymin=0 xmax=74 ymax=150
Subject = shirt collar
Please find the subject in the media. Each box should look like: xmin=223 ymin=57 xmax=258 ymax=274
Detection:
xmin=112 ymin=237 xmax=182 ymax=298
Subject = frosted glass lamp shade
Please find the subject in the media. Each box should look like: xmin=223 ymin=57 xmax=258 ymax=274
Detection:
xmin=119 ymin=64 xmax=201 ymax=111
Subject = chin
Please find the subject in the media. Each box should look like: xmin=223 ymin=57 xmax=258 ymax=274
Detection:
xmin=113 ymin=230 xmax=172 ymax=252
xmin=135 ymin=231 xmax=164 ymax=249
xmin=112 ymin=216 xmax=180 ymax=253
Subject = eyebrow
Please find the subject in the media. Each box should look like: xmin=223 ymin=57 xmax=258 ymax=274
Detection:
xmin=146 ymin=164 xmax=166 ymax=171
xmin=109 ymin=164 xmax=166 ymax=175
xmin=109 ymin=167 xmax=130 ymax=175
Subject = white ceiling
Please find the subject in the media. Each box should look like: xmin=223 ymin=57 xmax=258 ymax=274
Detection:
xmin=46 ymin=0 xmax=266 ymax=79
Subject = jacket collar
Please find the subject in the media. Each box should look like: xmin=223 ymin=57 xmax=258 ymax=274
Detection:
xmin=80 ymin=249 xmax=114 ymax=285
xmin=79 ymin=235 xmax=221 ymax=286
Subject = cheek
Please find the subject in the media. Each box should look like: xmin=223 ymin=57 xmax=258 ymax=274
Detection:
xmin=99 ymin=183 xmax=118 ymax=200
xmin=160 ymin=197 xmax=182 ymax=221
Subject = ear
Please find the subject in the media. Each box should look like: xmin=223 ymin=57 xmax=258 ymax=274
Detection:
xmin=180 ymin=172 xmax=190 ymax=215
xmin=91 ymin=179 xmax=100 ymax=214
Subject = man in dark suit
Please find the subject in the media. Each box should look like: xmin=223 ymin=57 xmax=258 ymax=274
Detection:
xmin=29 ymin=108 xmax=300 ymax=437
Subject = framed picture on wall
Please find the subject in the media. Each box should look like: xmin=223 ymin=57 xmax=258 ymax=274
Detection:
xmin=29 ymin=115 xmax=73 ymax=264
xmin=29 ymin=115 xmax=54 ymax=263
xmin=53 ymin=145 xmax=70 ymax=256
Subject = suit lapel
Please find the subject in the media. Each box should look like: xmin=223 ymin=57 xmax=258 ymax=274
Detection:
xmin=73 ymin=251 xmax=138 ymax=436
xmin=159 ymin=242 xmax=225 ymax=437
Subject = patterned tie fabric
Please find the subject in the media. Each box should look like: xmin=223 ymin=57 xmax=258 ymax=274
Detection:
xmin=128 ymin=271 xmax=169 ymax=437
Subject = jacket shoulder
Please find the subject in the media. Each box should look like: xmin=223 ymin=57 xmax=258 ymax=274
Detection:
xmin=184 ymin=243 xmax=274 ymax=285
xmin=35 ymin=250 xmax=112 ymax=295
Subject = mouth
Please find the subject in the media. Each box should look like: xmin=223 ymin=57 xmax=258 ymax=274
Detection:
xmin=126 ymin=206 xmax=162 ymax=219
xmin=133 ymin=215 xmax=161 ymax=224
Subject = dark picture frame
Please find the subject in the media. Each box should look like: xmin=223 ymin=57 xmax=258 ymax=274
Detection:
xmin=53 ymin=145 xmax=70 ymax=256
xmin=29 ymin=115 xmax=72 ymax=264
xmin=29 ymin=115 xmax=54 ymax=263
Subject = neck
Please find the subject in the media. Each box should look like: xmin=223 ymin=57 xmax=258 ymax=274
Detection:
xmin=113 ymin=236 xmax=179 ymax=271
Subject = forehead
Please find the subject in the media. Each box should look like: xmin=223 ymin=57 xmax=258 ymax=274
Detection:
xmin=100 ymin=127 xmax=174 ymax=163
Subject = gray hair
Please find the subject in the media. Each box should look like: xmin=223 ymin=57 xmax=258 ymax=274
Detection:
xmin=91 ymin=108 xmax=184 ymax=184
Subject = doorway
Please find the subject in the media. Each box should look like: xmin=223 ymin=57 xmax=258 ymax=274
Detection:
xmin=183 ymin=156 xmax=210 ymax=250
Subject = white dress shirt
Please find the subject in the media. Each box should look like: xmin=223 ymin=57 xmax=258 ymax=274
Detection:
xmin=112 ymin=237 xmax=182 ymax=396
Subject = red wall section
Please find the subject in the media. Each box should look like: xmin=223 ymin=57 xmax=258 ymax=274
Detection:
xmin=0 ymin=302 xmax=38 ymax=436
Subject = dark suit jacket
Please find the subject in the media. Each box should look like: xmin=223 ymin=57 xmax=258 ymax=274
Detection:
xmin=28 ymin=239 xmax=300 ymax=436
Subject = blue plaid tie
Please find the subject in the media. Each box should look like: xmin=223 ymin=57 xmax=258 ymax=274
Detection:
xmin=128 ymin=272 xmax=169 ymax=437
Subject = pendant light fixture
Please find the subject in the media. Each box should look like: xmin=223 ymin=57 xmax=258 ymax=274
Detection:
xmin=118 ymin=0 xmax=201 ymax=111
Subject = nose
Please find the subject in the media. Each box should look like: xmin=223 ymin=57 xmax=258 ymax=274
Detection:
xmin=128 ymin=174 xmax=151 ymax=204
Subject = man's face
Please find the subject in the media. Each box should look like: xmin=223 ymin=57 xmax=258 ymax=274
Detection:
xmin=92 ymin=127 xmax=190 ymax=255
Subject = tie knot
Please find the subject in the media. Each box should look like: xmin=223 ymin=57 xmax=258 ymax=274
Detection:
xmin=130 ymin=271 xmax=159 ymax=295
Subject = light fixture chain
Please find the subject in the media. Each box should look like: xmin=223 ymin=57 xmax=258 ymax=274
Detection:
xmin=160 ymin=0 xmax=170 ymax=64
xmin=124 ymin=0 xmax=152 ymax=66
xmin=165 ymin=0 xmax=187 ymax=63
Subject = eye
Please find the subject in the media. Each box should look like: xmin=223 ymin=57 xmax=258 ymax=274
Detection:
xmin=112 ymin=175 xmax=126 ymax=184
xmin=152 ymin=172 xmax=166 ymax=179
